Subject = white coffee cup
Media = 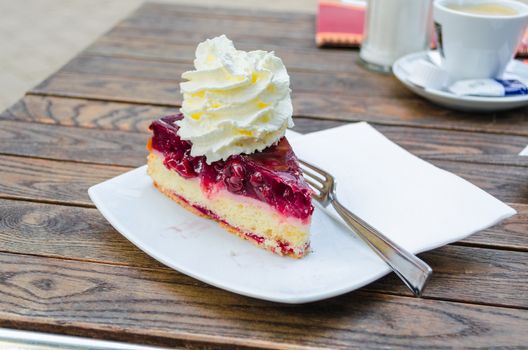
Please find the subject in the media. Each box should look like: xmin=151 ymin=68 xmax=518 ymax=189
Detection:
xmin=434 ymin=0 xmax=528 ymax=81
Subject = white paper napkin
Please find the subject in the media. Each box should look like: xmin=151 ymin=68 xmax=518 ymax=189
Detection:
xmin=287 ymin=123 xmax=516 ymax=253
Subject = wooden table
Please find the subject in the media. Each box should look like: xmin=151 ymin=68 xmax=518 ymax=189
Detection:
xmin=0 ymin=3 xmax=527 ymax=348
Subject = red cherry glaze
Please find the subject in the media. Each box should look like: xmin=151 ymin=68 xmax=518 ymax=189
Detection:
xmin=149 ymin=114 xmax=314 ymax=221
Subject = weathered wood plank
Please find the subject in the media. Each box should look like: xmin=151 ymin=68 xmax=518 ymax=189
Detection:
xmin=0 ymin=199 xmax=161 ymax=269
xmin=56 ymin=55 xmax=410 ymax=98
xmin=0 ymin=252 xmax=526 ymax=349
xmin=29 ymin=76 xmax=528 ymax=136
xmin=370 ymin=245 xmax=528 ymax=307
xmin=60 ymin=55 xmax=188 ymax=82
xmin=121 ymin=11 xmax=316 ymax=40
xmin=292 ymin=91 xmax=528 ymax=136
xmin=1 ymin=199 xmax=526 ymax=309
xmin=0 ymin=148 xmax=527 ymax=207
xmin=87 ymin=35 xmax=359 ymax=74
xmin=3 ymin=95 xmax=528 ymax=167
xmin=0 ymin=120 xmax=148 ymax=167
xmin=2 ymin=95 xmax=176 ymax=132
xmin=97 ymin=2 xmax=317 ymax=54
xmin=1 ymin=116 xmax=528 ymax=167
xmin=31 ymin=73 xmax=181 ymax=106
xmin=0 ymin=155 xmax=125 ymax=206
xmin=9 ymin=95 xmax=528 ymax=140
xmin=137 ymin=2 xmax=315 ymax=22
xmin=2 ymin=197 xmax=528 ymax=258
xmin=106 ymin=24 xmax=317 ymax=50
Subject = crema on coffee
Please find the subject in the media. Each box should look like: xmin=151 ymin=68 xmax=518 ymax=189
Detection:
xmin=446 ymin=3 xmax=517 ymax=16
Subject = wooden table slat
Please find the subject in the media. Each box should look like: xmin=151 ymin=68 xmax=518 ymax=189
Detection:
xmin=1 ymin=199 xmax=527 ymax=309
xmin=48 ymin=54 xmax=413 ymax=98
xmin=107 ymin=24 xmax=317 ymax=50
xmin=3 ymin=197 xmax=528 ymax=261
xmin=122 ymin=12 xmax=316 ymax=41
xmin=87 ymin=35 xmax=361 ymax=74
xmin=3 ymin=95 xmax=176 ymax=133
xmin=0 ymin=148 xmax=527 ymax=206
xmin=0 ymin=155 xmax=125 ymax=207
xmin=2 ymin=105 xmax=528 ymax=167
xmin=137 ymin=2 xmax=316 ymax=22
xmin=0 ymin=252 xmax=527 ymax=349
xmin=29 ymin=75 xmax=528 ymax=137
xmin=9 ymin=95 xmax=528 ymax=140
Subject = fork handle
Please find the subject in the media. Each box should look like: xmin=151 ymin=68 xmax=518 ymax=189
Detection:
xmin=331 ymin=198 xmax=432 ymax=297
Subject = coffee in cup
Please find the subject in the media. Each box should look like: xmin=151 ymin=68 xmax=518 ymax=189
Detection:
xmin=445 ymin=3 xmax=518 ymax=16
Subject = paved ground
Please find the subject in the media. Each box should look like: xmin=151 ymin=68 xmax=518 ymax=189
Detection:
xmin=0 ymin=0 xmax=316 ymax=112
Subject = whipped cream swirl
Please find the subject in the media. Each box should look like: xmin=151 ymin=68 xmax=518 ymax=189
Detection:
xmin=177 ymin=35 xmax=294 ymax=163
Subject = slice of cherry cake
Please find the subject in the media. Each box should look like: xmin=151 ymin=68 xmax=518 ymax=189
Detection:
xmin=147 ymin=114 xmax=313 ymax=257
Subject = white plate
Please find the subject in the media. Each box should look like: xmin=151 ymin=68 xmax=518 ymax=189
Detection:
xmin=393 ymin=51 xmax=528 ymax=112
xmin=88 ymin=123 xmax=514 ymax=304
xmin=89 ymin=166 xmax=389 ymax=304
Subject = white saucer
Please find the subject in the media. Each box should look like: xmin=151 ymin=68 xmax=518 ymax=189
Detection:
xmin=393 ymin=51 xmax=528 ymax=112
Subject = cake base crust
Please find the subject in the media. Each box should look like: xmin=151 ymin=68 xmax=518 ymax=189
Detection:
xmin=152 ymin=181 xmax=308 ymax=258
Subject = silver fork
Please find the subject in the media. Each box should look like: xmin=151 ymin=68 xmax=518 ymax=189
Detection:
xmin=299 ymin=159 xmax=432 ymax=297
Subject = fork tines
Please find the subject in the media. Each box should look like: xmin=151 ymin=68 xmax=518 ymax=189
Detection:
xmin=298 ymin=159 xmax=332 ymax=202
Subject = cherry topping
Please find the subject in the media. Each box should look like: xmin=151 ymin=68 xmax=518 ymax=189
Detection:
xmin=282 ymin=187 xmax=292 ymax=201
xmin=254 ymin=183 xmax=272 ymax=203
xmin=149 ymin=113 xmax=314 ymax=221
xmin=224 ymin=160 xmax=246 ymax=193
xmin=175 ymin=157 xmax=196 ymax=178
xmin=249 ymin=171 xmax=263 ymax=187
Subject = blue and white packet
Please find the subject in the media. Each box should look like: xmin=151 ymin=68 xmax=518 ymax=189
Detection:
xmin=449 ymin=79 xmax=528 ymax=97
